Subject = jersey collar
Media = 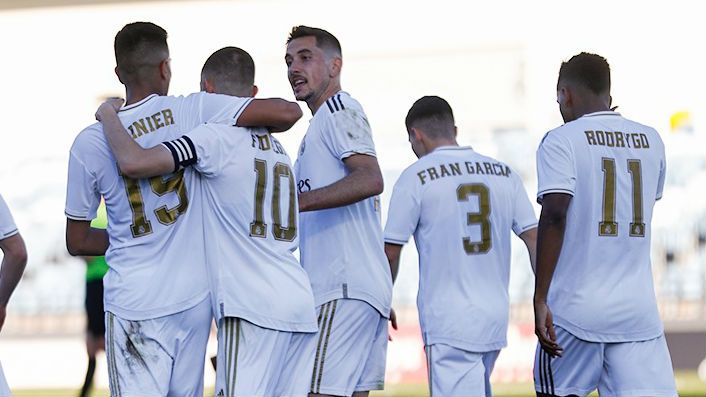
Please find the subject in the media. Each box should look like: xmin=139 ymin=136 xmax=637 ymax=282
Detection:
xmin=433 ymin=145 xmax=472 ymax=153
xmin=120 ymin=94 xmax=158 ymax=112
xmin=581 ymin=110 xmax=621 ymax=118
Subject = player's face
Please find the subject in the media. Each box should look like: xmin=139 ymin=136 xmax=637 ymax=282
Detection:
xmin=285 ymin=36 xmax=331 ymax=104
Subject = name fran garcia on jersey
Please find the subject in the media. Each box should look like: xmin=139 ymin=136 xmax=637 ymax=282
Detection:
xmin=417 ymin=161 xmax=511 ymax=185
xmin=584 ymin=130 xmax=650 ymax=149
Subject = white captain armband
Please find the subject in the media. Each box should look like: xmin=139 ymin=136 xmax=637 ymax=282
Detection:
xmin=161 ymin=135 xmax=197 ymax=172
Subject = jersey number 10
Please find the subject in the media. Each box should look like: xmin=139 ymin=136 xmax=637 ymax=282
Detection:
xmin=250 ymin=159 xmax=297 ymax=241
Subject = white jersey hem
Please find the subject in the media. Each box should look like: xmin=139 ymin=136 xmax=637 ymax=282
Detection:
xmin=220 ymin=307 xmax=317 ymax=333
xmin=105 ymin=290 xmax=210 ymax=321
xmin=553 ymin=315 xmax=664 ymax=343
xmin=314 ymin=291 xmax=391 ymax=318
xmin=424 ymin=336 xmax=507 ymax=353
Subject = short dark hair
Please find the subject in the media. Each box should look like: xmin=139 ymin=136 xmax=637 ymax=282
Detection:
xmin=558 ymin=52 xmax=611 ymax=95
xmin=201 ymin=47 xmax=255 ymax=96
xmin=287 ymin=25 xmax=342 ymax=57
xmin=114 ymin=22 xmax=169 ymax=80
xmin=405 ymin=96 xmax=455 ymax=139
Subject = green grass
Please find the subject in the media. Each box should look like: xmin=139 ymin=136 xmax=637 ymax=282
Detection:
xmin=12 ymin=371 xmax=706 ymax=397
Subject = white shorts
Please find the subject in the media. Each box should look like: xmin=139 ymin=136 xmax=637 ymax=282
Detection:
xmin=105 ymin=296 xmax=212 ymax=397
xmin=215 ymin=317 xmax=317 ymax=397
xmin=0 ymin=361 xmax=11 ymax=397
xmin=310 ymin=299 xmax=388 ymax=396
xmin=533 ymin=325 xmax=677 ymax=397
xmin=425 ymin=344 xmax=499 ymax=397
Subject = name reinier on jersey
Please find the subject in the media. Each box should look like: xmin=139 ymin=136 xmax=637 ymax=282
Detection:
xmin=536 ymin=111 xmax=666 ymax=342
xmin=0 ymin=194 xmax=19 ymax=239
xmin=384 ymin=146 xmax=537 ymax=352
xmin=295 ymin=91 xmax=392 ymax=317
xmin=169 ymin=125 xmax=317 ymax=332
xmin=65 ymin=93 xmax=253 ymax=321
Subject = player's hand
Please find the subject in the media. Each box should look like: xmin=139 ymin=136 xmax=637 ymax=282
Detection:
xmin=95 ymin=97 xmax=124 ymax=122
xmin=388 ymin=307 xmax=398 ymax=341
xmin=534 ymin=300 xmax=562 ymax=357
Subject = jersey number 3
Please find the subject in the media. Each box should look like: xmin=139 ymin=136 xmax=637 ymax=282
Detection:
xmin=122 ymin=170 xmax=189 ymax=238
xmin=457 ymin=183 xmax=492 ymax=254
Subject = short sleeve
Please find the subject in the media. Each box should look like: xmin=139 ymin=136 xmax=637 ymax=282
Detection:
xmin=0 ymin=194 xmax=18 ymax=239
xmin=65 ymin=148 xmax=101 ymax=221
xmin=184 ymin=125 xmax=227 ymax=178
xmin=322 ymin=108 xmax=377 ymax=160
xmin=656 ymin=151 xmax=666 ymax=201
xmin=510 ymin=172 xmax=538 ymax=236
xmin=184 ymin=92 xmax=254 ymax=127
xmin=536 ymin=131 xmax=576 ymax=203
xmin=384 ymin=172 xmax=421 ymax=245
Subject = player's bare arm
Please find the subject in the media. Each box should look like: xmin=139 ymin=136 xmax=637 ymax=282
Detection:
xmin=298 ymin=153 xmax=383 ymax=212
xmin=66 ymin=219 xmax=109 ymax=257
xmin=95 ymin=98 xmax=176 ymax=179
xmin=237 ymin=98 xmax=303 ymax=133
xmin=384 ymin=242 xmax=403 ymax=333
xmin=0 ymin=232 xmax=27 ymax=332
xmin=534 ymin=193 xmax=571 ymax=357
xmin=520 ymin=227 xmax=538 ymax=274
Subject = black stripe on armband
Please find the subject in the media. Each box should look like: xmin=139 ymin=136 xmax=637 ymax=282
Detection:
xmin=162 ymin=135 xmax=197 ymax=172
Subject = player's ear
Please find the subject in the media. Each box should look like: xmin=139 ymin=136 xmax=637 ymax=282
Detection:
xmin=114 ymin=66 xmax=125 ymax=85
xmin=329 ymin=57 xmax=342 ymax=78
xmin=202 ymin=79 xmax=216 ymax=94
xmin=251 ymin=85 xmax=259 ymax=97
xmin=159 ymin=58 xmax=171 ymax=81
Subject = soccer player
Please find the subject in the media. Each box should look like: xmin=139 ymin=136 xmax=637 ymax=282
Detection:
xmin=285 ymin=26 xmax=392 ymax=397
xmin=95 ymin=46 xmax=317 ymax=397
xmin=533 ymin=52 xmax=677 ymax=397
xmin=65 ymin=23 xmax=301 ymax=396
xmin=79 ymin=202 xmax=108 ymax=397
xmin=384 ymin=96 xmax=538 ymax=397
xmin=0 ymin=193 xmax=28 ymax=396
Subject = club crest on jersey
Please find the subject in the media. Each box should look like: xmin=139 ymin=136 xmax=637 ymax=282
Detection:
xmin=299 ymin=138 xmax=306 ymax=156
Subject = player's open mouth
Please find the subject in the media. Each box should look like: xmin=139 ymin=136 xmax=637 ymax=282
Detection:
xmin=292 ymin=78 xmax=307 ymax=88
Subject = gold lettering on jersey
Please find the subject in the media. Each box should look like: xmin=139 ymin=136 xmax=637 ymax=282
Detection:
xmin=126 ymin=108 xmax=175 ymax=139
xmin=417 ymin=161 xmax=511 ymax=185
xmin=250 ymin=133 xmax=286 ymax=155
xmin=584 ymin=130 xmax=650 ymax=149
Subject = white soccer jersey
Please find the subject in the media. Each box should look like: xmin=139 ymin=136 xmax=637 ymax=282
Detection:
xmin=0 ymin=194 xmax=18 ymax=240
xmin=294 ymin=91 xmax=392 ymax=316
xmin=536 ymin=111 xmax=666 ymax=342
xmin=385 ymin=146 xmax=537 ymax=352
xmin=174 ymin=125 xmax=317 ymax=332
xmin=65 ymin=93 xmax=253 ymax=320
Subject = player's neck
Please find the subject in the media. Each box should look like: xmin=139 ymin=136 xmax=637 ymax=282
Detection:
xmin=574 ymin=97 xmax=611 ymax=119
xmin=426 ymin=138 xmax=459 ymax=153
xmin=307 ymin=83 xmax=341 ymax=114
xmin=124 ymin=85 xmax=166 ymax=106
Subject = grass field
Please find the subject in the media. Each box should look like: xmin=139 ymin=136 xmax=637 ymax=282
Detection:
xmin=11 ymin=371 xmax=706 ymax=397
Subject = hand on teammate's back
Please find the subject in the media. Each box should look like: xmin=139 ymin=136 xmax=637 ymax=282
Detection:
xmin=534 ymin=300 xmax=562 ymax=357
xmin=387 ymin=307 xmax=398 ymax=341
xmin=95 ymin=97 xmax=124 ymax=122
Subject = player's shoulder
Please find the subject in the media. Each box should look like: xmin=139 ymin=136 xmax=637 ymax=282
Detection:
xmin=319 ymin=91 xmax=367 ymax=119
xmin=71 ymin=122 xmax=107 ymax=153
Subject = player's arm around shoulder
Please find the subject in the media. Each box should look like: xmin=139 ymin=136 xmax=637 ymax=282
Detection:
xmin=95 ymin=98 xmax=176 ymax=179
xmin=237 ymin=98 xmax=303 ymax=133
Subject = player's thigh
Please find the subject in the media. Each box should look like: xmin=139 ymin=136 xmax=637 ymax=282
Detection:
xmin=105 ymin=311 xmax=173 ymax=397
xmin=354 ymin=314 xmax=388 ymax=393
xmin=216 ymin=317 xmax=297 ymax=397
xmin=168 ymin=297 xmax=212 ymax=397
xmin=274 ymin=330 xmax=318 ymax=397
xmin=533 ymin=326 xmax=603 ymax=397
xmin=598 ymin=335 xmax=677 ymax=397
xmin=425 ymin=343 xmax=492 ymax=397
xmin=310 ymin=299 xmax=382 ymax=397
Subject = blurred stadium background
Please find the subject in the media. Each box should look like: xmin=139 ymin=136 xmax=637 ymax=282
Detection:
xmin=0 ymin=0 xmax=705 ymax=395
